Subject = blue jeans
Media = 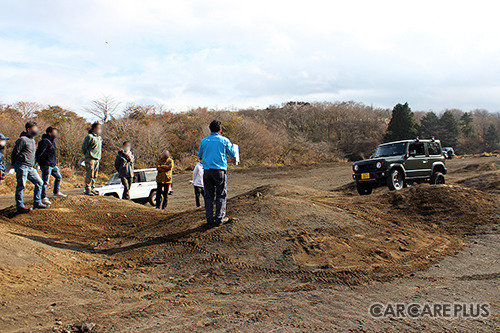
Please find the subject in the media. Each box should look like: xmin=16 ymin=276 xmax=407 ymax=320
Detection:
xmin=40 ymin=165 xmax=62 ymax=199
xmin=14 ymin=164 xmax=43 ymax=209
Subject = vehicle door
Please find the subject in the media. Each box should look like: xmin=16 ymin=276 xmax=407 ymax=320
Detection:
xmin=129 ymin=171 xmax=146 ymax=199
xmin=427 ymin=142 xmax=444 ymax=171
xmin=406 ymin=142 xmax=429 ymax=178
xmin=143 ymin=169 xmax=158 ymax=194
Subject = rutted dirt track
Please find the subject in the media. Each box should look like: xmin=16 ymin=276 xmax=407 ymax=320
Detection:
xmin=0 ymin=157 xmax=498 ymax=332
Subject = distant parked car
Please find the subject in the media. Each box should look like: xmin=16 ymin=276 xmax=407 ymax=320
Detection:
xmin=95 ymin=168 xmax=158 ymax=205
xmin=442 ymin=147 xmax=455 ymax=159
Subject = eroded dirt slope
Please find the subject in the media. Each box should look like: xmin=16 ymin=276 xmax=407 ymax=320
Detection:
xmin=0 ymin=157 xmax=498 ymax=332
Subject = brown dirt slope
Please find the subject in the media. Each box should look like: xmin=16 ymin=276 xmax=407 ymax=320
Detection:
xmin=0 ymin=182 xmax=497 ymax=296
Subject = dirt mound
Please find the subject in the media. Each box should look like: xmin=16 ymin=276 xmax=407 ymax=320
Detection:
xmin=385 ymin=184 xmax=498 ymax=235
xmin=456 ymin=172 xmax=500 ymax=195
xmin=0 ymin=196 xmax=174 ymax=249
xmin=456 ymin=162 xmax=499 ymax=173
xmin=0 ymin=183 xmax=497 ymax=295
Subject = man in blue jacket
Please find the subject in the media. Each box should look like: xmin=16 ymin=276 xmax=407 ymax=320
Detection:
xmin=198 ymin=120 xmax=236 ymax=226
xmin=36 ymin=127 xmax=66 ymax=206
xmin=0 ymin=133 xmax=9 ymax=183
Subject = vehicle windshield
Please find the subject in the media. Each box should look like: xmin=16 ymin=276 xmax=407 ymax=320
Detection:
xmin=373 ymin=142 xmax=407 ymax=158
xmin=107 ymin=173 xmax=121 ymax=185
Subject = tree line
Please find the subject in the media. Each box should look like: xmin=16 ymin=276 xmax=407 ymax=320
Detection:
xmin=0 ymin=99 xmax=498 ymax=174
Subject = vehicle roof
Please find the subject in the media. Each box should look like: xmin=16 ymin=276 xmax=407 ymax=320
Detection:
xmin=111 ymin=168 xmax=157 ymax=175
xmin=379 ymin=139 xmax=441 ymax=145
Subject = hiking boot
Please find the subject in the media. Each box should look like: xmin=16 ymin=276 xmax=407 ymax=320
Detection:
xmin=84 ymin=191 xmax=95 ymax=196
xmin=42 ymin=197 xmax=52 ymax=205
xmin=34 ymin=203 xmax=50 ymax=209
xmin=91 ymin=190 xmax=99 ymax=195
xmin=17 ymin=207 xmax=32 ymax=214
xmin=53 ymin=192 xmax=67 ymax=198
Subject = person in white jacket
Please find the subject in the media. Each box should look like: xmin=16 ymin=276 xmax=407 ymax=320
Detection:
xmin=191 ymin=159 xmax=204 ymax=208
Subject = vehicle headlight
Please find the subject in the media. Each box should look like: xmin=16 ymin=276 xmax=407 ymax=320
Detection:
xmin=376 ymin=162 xmax=382 ymax=169
xmin=354 ymin=165 xmax=359 ymax=171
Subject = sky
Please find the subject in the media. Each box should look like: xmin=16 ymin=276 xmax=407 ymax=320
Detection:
xmin=1 ymin=0 xmax=500 ymax=117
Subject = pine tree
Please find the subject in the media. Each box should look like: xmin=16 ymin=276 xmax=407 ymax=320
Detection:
xmin=384 ymin=103 xmax=418 ymax=142
xmin=419 ymin=112 xmax=440 ymax=139
xmin=460 ymin=112 xmax=475 ymax=138
xmin=484 ymin=124 xmax=500 ymax=151
xmin=439 ymin=111 xmax=460 ymax=147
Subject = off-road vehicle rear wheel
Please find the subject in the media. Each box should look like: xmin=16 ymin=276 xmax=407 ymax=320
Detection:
xmin=430 ymin=172 xmax=445 ymax=185
xmin=148 ymin=190 xmax=157 ymax=206
xmin=387 ymin=169 xmax=404 ymax=191
xmin=356 ymin=182 xmax=373 ymax=195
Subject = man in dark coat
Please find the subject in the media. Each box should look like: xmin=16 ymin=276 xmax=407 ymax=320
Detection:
xmin=11 ymin=121 xmax=47 ymax=213
xmin=114 ymin=141 xmax=135 ymax=200
xmin=36 ymin=127 xmax=66 ymax=205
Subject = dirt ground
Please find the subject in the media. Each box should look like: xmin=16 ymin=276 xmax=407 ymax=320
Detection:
xmin=0 ymin=157 xmax=498 ymax=332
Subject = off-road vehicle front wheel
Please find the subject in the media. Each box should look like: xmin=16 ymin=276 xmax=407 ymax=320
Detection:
xmin=430 ymin=172 xmax=445 ymax=185
xmin=356 ymin=182 xmax=373 ymax=195
xmin=386 ymin=169 xmax=405 ymax=191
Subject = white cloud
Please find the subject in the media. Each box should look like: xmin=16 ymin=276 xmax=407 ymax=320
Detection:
xmin=0 ymin=0 xmax=500 ymax=115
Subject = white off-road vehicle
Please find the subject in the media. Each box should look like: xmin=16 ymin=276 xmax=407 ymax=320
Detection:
xmin=95 ymin=168 xmax=158 ymax=205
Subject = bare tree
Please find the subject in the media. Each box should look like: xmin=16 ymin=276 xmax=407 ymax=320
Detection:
xmin=13 ymin=101 xmax=44 ymax=119
xmin=85 ymin=96 xmax=121 ymax=123
xmin=122 ymin=103 xmax=156 ymax=120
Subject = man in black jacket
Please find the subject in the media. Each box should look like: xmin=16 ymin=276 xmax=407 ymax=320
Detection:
xmin=114 ymin=141 xmax=135 ymax=200
xmin=36 ymin=127 xmax=66 ymax=205
xmin=12 ymin=121 xmax=48 ymax=213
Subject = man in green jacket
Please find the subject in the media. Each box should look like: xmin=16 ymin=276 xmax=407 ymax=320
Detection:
xmin=81 ymin=122 xmax=102 ymax=196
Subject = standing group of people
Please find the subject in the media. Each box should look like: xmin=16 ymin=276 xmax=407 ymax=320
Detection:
xmin=80 ymin=121 xmax=175 ymax=210
xmin=82 ymin=118 xmax=237 ymax=226
xmin=0 ymin=119 xmax=236 ymax=227
xmin=0 ymin=121 xmax=66 ymax=214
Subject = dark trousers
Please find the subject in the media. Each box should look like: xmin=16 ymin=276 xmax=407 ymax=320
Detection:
xmin=121 ymin=177 xmax=132 ymax=200
xmin=194 ymin=186 xmax=204 ymax=207
xmin=156 ymin=182 xmax=170 ymax=209
xmin=40 ymin=165 xmax=62 ymax=198
xmin=203 ymin=169 xmax=227 ymax=224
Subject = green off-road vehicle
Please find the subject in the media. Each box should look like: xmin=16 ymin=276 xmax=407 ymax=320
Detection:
xmin=352 ymin=138 xmax=447 ymax=195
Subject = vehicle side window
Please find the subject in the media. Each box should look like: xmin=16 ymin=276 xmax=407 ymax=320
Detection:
xmin=428 ymin=142 xmax=441 ymax=155
xmin=133 ymin=172 xmax=141 ymax=183
xmin=408 ymin=143 xmax=425 ymax=156
xmin=144 ymin=170 xmax=157 ymax=182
